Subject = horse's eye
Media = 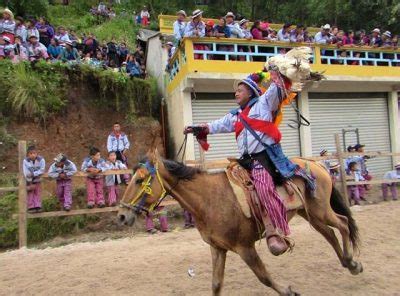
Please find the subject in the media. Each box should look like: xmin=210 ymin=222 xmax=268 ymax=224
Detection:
xmin=135 ymin=179 xmax=144 ymax=184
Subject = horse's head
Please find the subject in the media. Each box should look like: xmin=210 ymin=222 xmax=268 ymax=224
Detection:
xmin=117 ymin=149 xmax=168 ymax=226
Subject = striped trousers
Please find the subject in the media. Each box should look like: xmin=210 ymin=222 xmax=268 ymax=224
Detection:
xmin=251 ymin=161 xmax=290 ymax=236
xmin=56 ymin=179 xmax=72 ymax=208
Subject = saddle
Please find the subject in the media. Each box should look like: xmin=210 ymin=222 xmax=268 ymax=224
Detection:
xmin=225 ymin=159 xmax=305 ymax=221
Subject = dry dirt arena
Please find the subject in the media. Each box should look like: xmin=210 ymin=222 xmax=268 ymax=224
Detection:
xmin=1 ymin=202 xmax=399 ymax=296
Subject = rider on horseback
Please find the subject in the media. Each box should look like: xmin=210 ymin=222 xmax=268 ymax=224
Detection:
xmin=184 ymin=48 xmax=319 ymax=255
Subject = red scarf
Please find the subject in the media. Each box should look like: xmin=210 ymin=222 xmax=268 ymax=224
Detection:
xmin=234 ymin=106 xmax=282 ymax=144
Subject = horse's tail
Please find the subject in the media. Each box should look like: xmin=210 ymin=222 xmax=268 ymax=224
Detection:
xmin=330 ymin=187 xmax=360 ymax=252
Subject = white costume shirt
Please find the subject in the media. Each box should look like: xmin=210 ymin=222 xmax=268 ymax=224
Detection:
xmin=207 ymin=83 xmax=281 ymax=156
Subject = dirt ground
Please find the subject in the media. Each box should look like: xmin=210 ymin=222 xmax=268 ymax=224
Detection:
xmin=1 ymin=201 xmax=399 ymax=296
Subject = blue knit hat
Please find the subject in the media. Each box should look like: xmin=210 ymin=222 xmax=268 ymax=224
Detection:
xmin=234 ymin=77 xmax=262 ymax=98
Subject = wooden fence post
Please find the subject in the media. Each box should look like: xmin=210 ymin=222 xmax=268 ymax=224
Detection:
xmin=335 ymin=134 xmax=349 ymax=205
xmin=199 ymin=148 xmax=206 ymax=171
xmin=18 ymin=140 xmax=27 ymax=248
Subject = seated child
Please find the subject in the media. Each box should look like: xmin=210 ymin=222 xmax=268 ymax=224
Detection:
xmin=346 ymin=161 xmax=364 ymax=206
xmin=48 ymin=153 xmax=77 ymax=211
xmin=105 ymin=151 xmax=127 ymax=206
xmin=81 ymin=147 xmax=106 ymax=208
xmin=23 ymin=145 xmax=45 ymax=213
xmin=382 ymin=163 xmax=400 ymax=201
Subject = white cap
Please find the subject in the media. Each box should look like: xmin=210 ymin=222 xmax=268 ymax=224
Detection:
xmin=322 ymin=24 xmax=331 ymax=30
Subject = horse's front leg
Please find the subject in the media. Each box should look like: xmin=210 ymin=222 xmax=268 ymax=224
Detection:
xmin=210 ymin=245 xmax=227 ymax=296
xmin=236 ymin=246 xmax=300 ymax=296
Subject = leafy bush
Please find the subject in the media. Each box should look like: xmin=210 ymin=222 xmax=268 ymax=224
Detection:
xmin=5 ymin=63 xmax=66 ymax=124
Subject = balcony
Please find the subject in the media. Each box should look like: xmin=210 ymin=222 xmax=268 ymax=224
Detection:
xmin=167 ymin=38 xmax=400 ymax=93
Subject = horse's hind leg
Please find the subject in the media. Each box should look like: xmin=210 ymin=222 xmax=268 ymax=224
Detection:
xmin=210 ymin=246 xmax=227 ymax=296
xmin=297 ymin=210 xmax=346 ymax=267
xmin=236 ymin=246 xmax=299 ymax=296
xmin=328 ymin=213 xmax=363 ymax=275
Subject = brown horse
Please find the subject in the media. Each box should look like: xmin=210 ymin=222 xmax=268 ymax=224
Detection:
xmin=118 ymin=150 xmax=362 ymax=295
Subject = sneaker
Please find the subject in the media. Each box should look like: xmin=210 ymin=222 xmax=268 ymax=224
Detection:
xmin=184 ymin=224 xmax=191 ymax=229
xmin=63 ymin=206 xmax=71 ymax=212
xmin=35 ymin=207 xmax=42 ymax=213
xmin=27 ymin=208 xmax=36 ymax=213
xmin=110 ymin=202 xmax=116 ymax=207
xmin=87 ymin=204 xmax=94 ymax=209
xmin=98 ymin=203 xmax=106 ymax=208
xmin=147 ymin=229 xmax=158 ymax=234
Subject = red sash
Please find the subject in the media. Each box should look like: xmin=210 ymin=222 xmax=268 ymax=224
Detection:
xmin=234 ymin=106 xmax=282 ymax=144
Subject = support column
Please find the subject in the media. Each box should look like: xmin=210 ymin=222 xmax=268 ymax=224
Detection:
xmin=298 ymin=90 xmax=313 ymax=157
xmin=388 ymin=90 xmax=400 ymax=164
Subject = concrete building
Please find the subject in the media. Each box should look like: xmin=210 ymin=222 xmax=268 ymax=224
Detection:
xmin=146 ymin=16 xmax=400 ymax=176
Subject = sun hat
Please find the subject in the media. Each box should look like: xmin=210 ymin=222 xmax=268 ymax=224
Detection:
xmin=2 ymin=8 xmax=14 ymax=20
xmin=320 ymin=149 xmax=328 ymax=156
xmin=372 ymin=28 xmax=380 ymax=33
xmin=1 ymin=36 xmax=11 ymax=43
xmin=239 ymin=19 xmax=249 ymax=26
xmin=225 ymin=12 xmax=235 ymax=19
xmin=191 ymin=9 xmax=203 ymax=19
xmin=329 ymin=161 xmax=340 ymax=170
xmin=177 ymin=10 xmax=186 ymax=17
xmin=233 ymin=76 xmax=262 ymax=98
xmin=322 ymin=24 xmax=331 ymax=30
xmin=382 ymin=31 xmax=391 ymax=38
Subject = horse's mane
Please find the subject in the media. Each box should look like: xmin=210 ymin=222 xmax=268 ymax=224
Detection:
xmin=162 ymin=159 xmax=200 ymax=180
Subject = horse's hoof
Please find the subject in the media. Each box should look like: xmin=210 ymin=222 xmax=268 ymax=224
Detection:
xmin=349 ymin=261 xmax=363 ymax=275
xmin=284 ymin=286 xmax=300 ymax=296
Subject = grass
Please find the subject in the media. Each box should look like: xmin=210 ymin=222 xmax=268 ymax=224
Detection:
xmin=48 ymin=5 xmax=140 ymax=48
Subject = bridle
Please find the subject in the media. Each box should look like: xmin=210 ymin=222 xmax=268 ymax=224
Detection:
xmin=119 ymin=160 xmax=178 ymax=214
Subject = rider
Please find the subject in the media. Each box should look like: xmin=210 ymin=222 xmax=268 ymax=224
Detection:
xmin=184 ymin=74 xmax=308 ymax=255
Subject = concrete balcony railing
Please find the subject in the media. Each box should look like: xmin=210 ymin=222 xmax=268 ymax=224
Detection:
xmin=166 ymin=37 xmax=400 ymax=93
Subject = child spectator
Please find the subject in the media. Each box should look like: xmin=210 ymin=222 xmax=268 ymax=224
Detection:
xmin=267 ymin=30 xmax=278 ymax=42
xmin=329 ymin=161 xmax=341 ymax=185
xmin=15 ymin=17 xmax=27 ymax=43
xmin=106 ymin=38 xmax=119 ymax=66
xmin=173 ymin=10 xmax=186 ymax=45
xmin=346 ymin=161 xmax=364 ymax=206
xmin=145 ymin=208 xmax=169 ymax=234
xmin=27 ymin=35 xmax=49 ymax=61
xmin=23 ymin=146 xmax=45 ymax=213
xmin=214 ymin=17 xmax=231 ymax=38
xmin=106 ymin=122 xmax=130 ymax=182
xmin=26 ymin=20 xmax=39 ymax=41
xmin=35 ymin=17 xmax=54 ymax=47
xmin=118 ymin=42 xmax=129 ymax=65
xmin=225 ymin=12 xmax=244 ymax=38
xmin=1 ymin=8 xmax=16 ymax=43
xmin=382 ymin=163 xmax=400 ymax=201
xmin=239 ymin=19 xmax=252 ymax=39
xmin=342 ymin=30 xmax=355 ymax=46
xmin=319 ymin=149 xmax=331 ymax=171
xmin=277 ymin=23 xmax=291 ymax=42
xmin=184 ymin=9 xmax=205 ymax=38
xmin=205 ymin=20 xmax=215 ymax=37
xmin=82 ymin=33 xmax=98 ymax=57
xmin=47 ymin=38 xmax=62 ymax=60
xmin=55 ymin=26 xmax=71 ymax=45
xmin=250 ymin=21 xmax=264 ymax=40
xmin=105 ymin=151 xmax=127 ymax=206
xmin=140 ymin=6 xmax=150 ymax=27
xmin=315 ymin=24 xmax=332 ymax=44
xmin=126 ymin=55 xmax=141 ymax=77
xmin=369 ymin=28 xmax=382 ymax=47
xmin=48 ymin=153 xmax=77 ymax=211
xmin=60 ymin=41 xmax=79 ymax=62
xmin=184 ymin=210 xmax=195 ymax=228
xmin=289 ymin=24 xmax=305 ymax=43
xmin=12 ymin=35 xmax=28 ymax=62
xmin=81 ymin=147 xmax=106 ymax=208
xmin=0 ymin=36 xmax=14 ymax=59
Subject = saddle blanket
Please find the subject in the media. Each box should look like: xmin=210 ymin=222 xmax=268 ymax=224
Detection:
xmin=225 ymin=160 xmax=305 ymax=219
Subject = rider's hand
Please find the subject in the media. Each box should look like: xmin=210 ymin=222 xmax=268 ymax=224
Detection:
xmin=183 ymin=126 xmax=194 ymax=134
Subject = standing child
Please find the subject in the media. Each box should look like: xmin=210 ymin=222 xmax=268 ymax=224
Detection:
xmin=105 ymin=151 xmax=127 ymax=206
xmin=48 ymin=153 xmax=77 ymax=211
xmin=346 ymin=161 xmax=364 ymax=206
xmin=23 ymin=146 xmax=45 ymax=213
xmin=81 ymin=147 xmax=106 ymax=208
xmin=382 ymin=163 xmax=400 ymax=201
xmin=145 ymin=207 xmax=169 ymax=234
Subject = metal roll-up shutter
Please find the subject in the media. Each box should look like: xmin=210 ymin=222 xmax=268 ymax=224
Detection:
xmin=192 ymin=95 xmax=301 ymax=161
xmin=309 ymin=93 xmax=392 ymax=176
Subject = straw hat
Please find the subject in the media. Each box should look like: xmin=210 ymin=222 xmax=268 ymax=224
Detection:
xmin=320 ymin=149 xmax=328 ymax=156
xmin=177 ymin=10 xmax=186 ymax=17
xmin=329 ymin=161 xmax=340 ymax=170
xmin=225 ymin=12 xmax=235 ymax=19
xmin=191 ymin=9 xmax=203 ymax=19
xmin=372 ymin=28 xmax=380 ymax=34
xmin=239 ymin=19 xmax=249 ymax=26
xmin=2 ymin=8 xmax=14 ymax=20
xmin=382 ymin=31 xmax=392 ymax=38
xmin=322 ymin=24 xmax=331 ymax=30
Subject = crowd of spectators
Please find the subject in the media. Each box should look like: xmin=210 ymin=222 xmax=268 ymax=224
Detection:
xmin=171 ymin=9 xmax=399 ymax=63
xmin=0 ymin=7 xmax=147 ymax=78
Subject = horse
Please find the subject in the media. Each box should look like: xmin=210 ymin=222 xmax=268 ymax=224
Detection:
xmin=117 ymin=149 xmax=363 ymax=296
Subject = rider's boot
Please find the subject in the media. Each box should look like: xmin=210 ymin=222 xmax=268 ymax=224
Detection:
xmin=263 ymin=215 xmax=289 ymax=256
